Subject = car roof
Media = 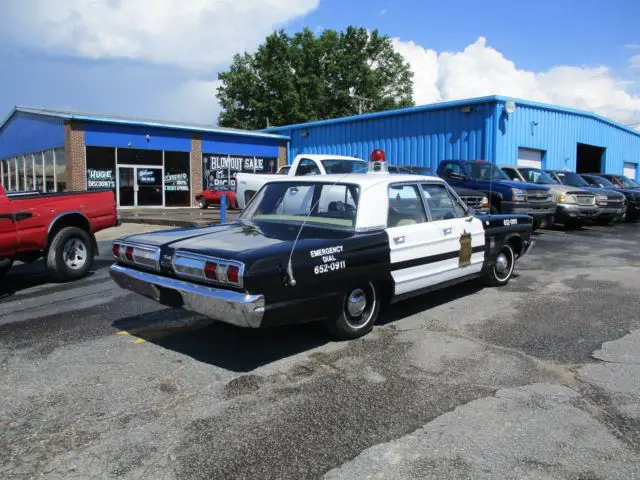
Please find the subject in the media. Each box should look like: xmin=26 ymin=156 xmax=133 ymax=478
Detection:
xmin=295 ymin=154 xmax=366 ymax=161
xmin=262 ymin=172 xmax=444 ymax=188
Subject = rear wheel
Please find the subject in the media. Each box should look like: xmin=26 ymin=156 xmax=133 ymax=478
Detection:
xmin=198 ymin=197 xmax=208 ymax=209
xmin=46 ymin=227 xmax=94 ymax=281
xmin=484 ymin=243 xmax=515 ymax=287
xmin=325 ymin=282 xmax=380 ymax=340
xmin=0 ymin=259 xmax=12 ymax=276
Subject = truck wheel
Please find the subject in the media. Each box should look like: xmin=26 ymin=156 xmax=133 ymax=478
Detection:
xmin=0 ymin=259 xmax=12 ymax=276
xmin=46 ymin=227 xmax=94 ymax=281
xmin=484 ymin=243 xmax=515 ymax=287
xmin=325 ymin=282 xmax=380 ymax=340
xmin=198 ymin=197 xmax=208 ymax=209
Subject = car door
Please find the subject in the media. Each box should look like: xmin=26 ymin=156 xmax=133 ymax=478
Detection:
xmin=0 ymin=191 xmax=18 ymax=257
xmin=386 ymin=182 xmax=484 ymax=296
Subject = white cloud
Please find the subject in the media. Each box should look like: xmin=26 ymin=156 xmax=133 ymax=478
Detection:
xmin=162 ymin=79 xmax=223 ymax=124
xmin=392 ymin=36 xmax=640 ymax=127
xmin=378 ymin=8 xmax=388 ymax=16
xmin=0 ymin=0 xmax=319 ymax=70
xmin=630 ymin=55 xmax=640 ymax=69
xmin=625 ymin=44 xmax=640 ymax=49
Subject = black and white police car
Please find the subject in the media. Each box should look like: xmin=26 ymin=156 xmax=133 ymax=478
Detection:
xmin=110 ymin=150 xmax=533 ymax=340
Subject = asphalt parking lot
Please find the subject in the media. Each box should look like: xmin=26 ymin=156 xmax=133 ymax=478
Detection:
xmin=1 ymin=223 xmax=640 ymax=479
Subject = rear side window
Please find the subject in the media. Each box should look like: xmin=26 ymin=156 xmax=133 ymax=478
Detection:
xmin=295 ymin=159 xmax=321 ymax=176
xmin=421 ymin=184 xmax=467 ymax=220
xmin=502 ymin=168 xmax=520 ymax=180
xmin=387 ymin=184 xmax=427 ymax=227
xmin=443 ymin=162 xmax=464 ymax=176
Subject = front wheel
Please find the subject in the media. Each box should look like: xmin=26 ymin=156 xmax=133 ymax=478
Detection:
xmin=46 ymin=227 xmax=95 ymax=281
xmin=324 ymin=282 xmax=380 ymax=340
xmin=0 ymin=258 xmax=13 ymax=276
xmin=484 ymin=243 xmax=515 ymax=287
xmin=198 ymin=197 xmax=208 ymax=209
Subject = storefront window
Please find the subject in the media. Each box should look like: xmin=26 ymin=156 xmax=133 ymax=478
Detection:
xmin=164 ymin=151 xmax=190 ymax=206
xmin=35 ymin=153 xmax=44 ymax=191
xmin=16 ymin=156 xmax=25 ymax=191
xmin=1 ymin=160 xmax=7 ymax=190
xmin=54 ymin=148 xmax=67 ymax=192
xmin=44 ymin=150 xmax=55 ymax=192
xmin=117 ymin=148 xmax=162 ymax=166
xmin=202 ymin=153 xmax=276 ymax=190
xmin=86 ymin=146 xmax=116 ymax=191
xmin=25 ymin=154 xmax=35 ymax=191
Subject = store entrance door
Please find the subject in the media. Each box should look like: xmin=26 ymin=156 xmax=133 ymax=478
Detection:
xmin=117 ymin=165 xmax=164 ymax=207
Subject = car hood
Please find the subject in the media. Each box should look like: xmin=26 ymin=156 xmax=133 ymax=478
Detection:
xmin=472 ymin=179 xmax=549 ymax=191
xmin=578 ymin=187 xmax=626 ymax=199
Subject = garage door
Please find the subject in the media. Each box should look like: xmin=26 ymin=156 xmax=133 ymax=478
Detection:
xmin=517 ymin=148 xmax=543 ymax=169
xmin=623 ymin=162 xmax=637 ymax=181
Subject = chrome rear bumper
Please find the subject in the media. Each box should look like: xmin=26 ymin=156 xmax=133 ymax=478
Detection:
xmin=109 ymin=264 xmax=265 ymax=328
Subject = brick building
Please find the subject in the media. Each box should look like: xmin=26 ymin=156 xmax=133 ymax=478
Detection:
xmin=0 ymin=107 xmax=289 ymax=208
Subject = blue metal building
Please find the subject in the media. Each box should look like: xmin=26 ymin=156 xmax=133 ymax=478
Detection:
xmin=264 ymin=95 xmax=640 ymax=181
xmin=0 ymin=107 xmax=289 ymax=207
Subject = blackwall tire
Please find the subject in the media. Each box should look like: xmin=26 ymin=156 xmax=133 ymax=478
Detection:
xmin=46 ymin=227 xmax=94 ymax=281
xmin=198 ymin=197 xmax=208 ymax=209
xmin=0 ymin=259 xmax=12 ymax=276
xmin=484 ymin=243 xmax=515 ymax=287
xmin=325 ymin=282 xmax=380 ymax=340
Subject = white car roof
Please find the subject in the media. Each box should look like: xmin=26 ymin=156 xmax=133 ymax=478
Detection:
xmin=294 ymin=154 xmax=366 ymax=162
xmin=262 ymin=172 xmax=444 ymax=188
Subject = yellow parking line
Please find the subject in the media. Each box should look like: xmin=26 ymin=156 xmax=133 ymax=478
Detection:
xmin=115 ymin=330 xmax=130 ymax=336
xmin=133 ymin=338 xmax=146 ymax=344
xmin=539 ymin=229 xmax=567 ymax=234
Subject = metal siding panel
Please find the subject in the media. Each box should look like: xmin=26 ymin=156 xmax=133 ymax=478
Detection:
xmin=0 ymin=112 xmax=65 ymax=158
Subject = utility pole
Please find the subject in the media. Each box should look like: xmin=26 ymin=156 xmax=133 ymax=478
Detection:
xmin=352 ymin=94 xmax=372 ymax=115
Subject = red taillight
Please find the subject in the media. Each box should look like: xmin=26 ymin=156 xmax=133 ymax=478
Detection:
xmin=227 ymin=265 xmax=240 ymax=284
xmin=112 ymin=243 xmax=120 ymax=258
xmin=204 ymin=262 xmax=218 ymax=280
xmin=125 ymin=246 xmax=134 ymax=262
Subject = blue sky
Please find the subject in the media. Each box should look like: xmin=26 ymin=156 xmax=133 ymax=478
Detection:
xmin=0 ymin=0 xmax=638 ymax=126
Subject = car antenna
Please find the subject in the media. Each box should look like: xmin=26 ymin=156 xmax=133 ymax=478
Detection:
xmin=284 ymin=153 xmax=382 ymax=287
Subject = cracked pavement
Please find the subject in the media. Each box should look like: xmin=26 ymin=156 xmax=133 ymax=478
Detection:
xmin=1 ymin=223 xmax=640 ymax=479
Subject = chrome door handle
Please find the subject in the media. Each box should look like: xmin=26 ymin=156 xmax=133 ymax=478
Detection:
xmin=393 ymin=236 xmax=405 ymax=245
xmin=442 ymin=227 xmax=452 ymax=235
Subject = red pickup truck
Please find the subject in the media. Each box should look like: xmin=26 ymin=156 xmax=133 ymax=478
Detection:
xmin=0 ymin=185 xmax=118 ymax=281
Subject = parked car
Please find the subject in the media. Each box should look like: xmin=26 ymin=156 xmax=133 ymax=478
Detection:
xmin=501 ymin=166 xmax=597 ymax=228
xmin=0 ymin=185 xmax=118 ymax=280
xmin=596 ymin=173 xmax=640 ymax=191
xmin=110 ymin=169 xmax=532 ymax=340
xmin=436 ymin=160 xmax=555 ymax=229
xmin=580 ymin=174 xmax=640 ymax=222
xmin=544 ymin=170 xmax=627 ymax=225
xmin=195 ymin=185 xmax=239 ymax=209
xmin=387 ymin=165 xmax=489 ymax=213
xmin=235 ymin=154 xmax=367 ymax=209
xmin=277 ymin=165 xmax=290 ymax=174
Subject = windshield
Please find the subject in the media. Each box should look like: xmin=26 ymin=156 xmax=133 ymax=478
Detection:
xmin=320 ymin=160 xmax=368 ymax=174
xmin=618 ymin=175 xmax=639 ymax=188
xmin=589 ymin=175 xmax=616 ymax=188
xmin=240 ymin=181 xmax=359 ymax=229
xmin=553 ymin=171 xmax=590 ymax=187
xmin=519 ymin=168 xmax=559 ymax=185
xmin=464 ymin=162 xmax=510 ymax=181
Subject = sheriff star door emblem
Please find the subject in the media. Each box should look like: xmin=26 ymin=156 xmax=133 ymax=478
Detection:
xmin=459 ymin=230 xmax=472 ymax=268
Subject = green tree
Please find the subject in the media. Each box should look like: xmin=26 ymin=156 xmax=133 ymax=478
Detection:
xmin=216 ymin=26 xmax=414 ymax=129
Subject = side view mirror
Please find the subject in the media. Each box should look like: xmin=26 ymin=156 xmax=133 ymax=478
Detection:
xmin=447 ymin=171 xmax=465 ymax=181
xmin=467 ymin=207 xmax=476 ymax=217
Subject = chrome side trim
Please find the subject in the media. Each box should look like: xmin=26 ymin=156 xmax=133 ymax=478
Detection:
xmin=109 ymin=264 xmax=264 ymax=328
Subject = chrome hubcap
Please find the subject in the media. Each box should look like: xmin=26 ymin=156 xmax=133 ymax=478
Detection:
xmin=347 ymin=288 xmax=367 ymax=317
xmin=495 ymin=253 xmax=508 ymax=275
xmin=63 ymin=238 xmax=87 ymax=270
